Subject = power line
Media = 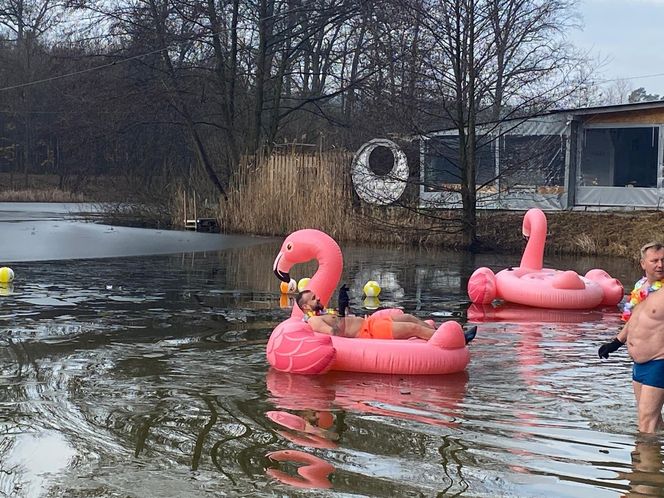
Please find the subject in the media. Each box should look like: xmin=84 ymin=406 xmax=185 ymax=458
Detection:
xmin=0 ymin=46 xmax=168 ymax=93
xmin=592 ymin=72 xmax=664 ymax=85
xmin=2 ymin=39 xmax=664 ymax=93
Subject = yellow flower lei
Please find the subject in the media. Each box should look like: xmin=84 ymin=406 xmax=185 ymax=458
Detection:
xmin=304 ymin=309 xmax=338 ymax=321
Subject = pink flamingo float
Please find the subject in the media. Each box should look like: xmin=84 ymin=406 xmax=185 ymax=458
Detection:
xmin=269 ymin=229 xmax=470 ymax=375
xmin=467 ymin=208 xmax=623 ymax=309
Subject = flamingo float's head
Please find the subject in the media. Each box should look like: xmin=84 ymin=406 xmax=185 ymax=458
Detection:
xmin=522 ymin=208 xmax=547 ymax=240
xmin=274 ymin=233 xmax=314 ymax=283
xmin=273 ymin=229 xmax=343 ymax=315
xmin=273 ymin=229 xmax=341 ymax=283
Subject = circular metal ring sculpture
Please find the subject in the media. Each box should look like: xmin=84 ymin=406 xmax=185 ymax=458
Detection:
xmin=351 ymin=139 xmax=409 ymax=205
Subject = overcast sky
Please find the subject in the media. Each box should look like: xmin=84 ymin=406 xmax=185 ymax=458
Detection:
xmin=572 ymin=0 xmax=664 ymax=97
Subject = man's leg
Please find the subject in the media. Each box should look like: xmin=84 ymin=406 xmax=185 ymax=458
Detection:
xmin=391 ymin=314 xmax=435 ymax=329
xmin=391 ymin=322 xmax=434 ymax=340
xmin=636 ymin=384 xmax=664 ymax=433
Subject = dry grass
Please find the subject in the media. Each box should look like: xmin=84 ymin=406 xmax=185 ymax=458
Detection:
xmin=217 ymin=150 xmax=467 ymax=246
xmin=218 ymin=150 xmax=357 ymax=240
xmin=475 ymin=210 xmax=664 ymax=261
xmin=0 ymin=188 xmax=88 ymax=202
xmin=571 ymin=233 xmax=598 ymax=255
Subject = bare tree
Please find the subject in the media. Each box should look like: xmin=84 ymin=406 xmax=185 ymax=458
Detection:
xmin=600 ymin=78 xmax=632 ymax=105
xmin=398 ymin=0 xmax=585 ymax=248
xmin=628 ymin=87 xmax=661 ymax=103
xmin=0 ymin=0 xmax=70 ymax=186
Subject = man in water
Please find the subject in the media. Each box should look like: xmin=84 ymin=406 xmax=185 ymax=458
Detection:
xmin=297 ymin=289 xmax=476 ymax=342
xmin=602 ymin=241 xmax=664 ymax=359
xmin=621 ymin=241 xmax=664 ymax=321
xmin=599 ymin=282 xmax=664 ymax=433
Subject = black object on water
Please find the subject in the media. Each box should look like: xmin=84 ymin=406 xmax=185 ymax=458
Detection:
xmin=464 ymin=325 xmax=477 ymax=344
xmin=338 ymin=284 xmax=350 ymax=317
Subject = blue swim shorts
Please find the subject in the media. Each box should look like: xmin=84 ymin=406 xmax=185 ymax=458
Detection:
xmin=632 ymin=359 xmax=664 ymax=389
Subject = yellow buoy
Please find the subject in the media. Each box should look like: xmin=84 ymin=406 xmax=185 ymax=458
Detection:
xmin=297 ymin=277 xmax=311 ymax=292
xmin=0 ymin=267 xmax=14 ymax=284
xmin=279 ymin=294 xmax=294 ymax=309
xmin=363 ymin=296 xmax=381 ymax=310
xmin=280 ymin=278 xmax=297 ymax=294
xmin=363 ymin=280 xmax=381 ymax=297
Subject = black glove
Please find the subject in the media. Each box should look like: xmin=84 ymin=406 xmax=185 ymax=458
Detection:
xmin=338 ymin=284 xmax=350 ymax=317
xmin=598 ymin=338 xmax=624 ymax=359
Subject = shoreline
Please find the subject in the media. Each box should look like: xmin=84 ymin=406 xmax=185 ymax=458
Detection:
xmin=2 ymin=201 xmax=660 ymax=261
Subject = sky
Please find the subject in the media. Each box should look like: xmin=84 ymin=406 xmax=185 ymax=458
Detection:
xmin=572 ymin=0 xmax=664 ymax=98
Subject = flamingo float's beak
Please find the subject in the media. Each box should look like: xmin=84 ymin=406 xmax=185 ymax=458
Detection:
xmin=273 ymin=252 xmax=291 ymax=283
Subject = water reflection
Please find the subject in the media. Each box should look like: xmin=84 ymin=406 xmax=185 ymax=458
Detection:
xmin=265 ymin=449 xmax=334 ymax=488
xmin=266 ymin=369 xmax=472 ymax=494
xmin=267 ymin=369 xmax=469 ymax=429
xmin=2 ymin=431 xmax=76 ymax=497
xmin=266 ymin=410 xmax=338 ymax=449
xmin=620 ymin=437 xmax=664 ymax=497
xmin=468 ymin=302 xmax=607 ymax=323
xmin=362 ymin=296 xmax=381 ymax=310
xmin=278 ymin=294 xmax=294 ymax=309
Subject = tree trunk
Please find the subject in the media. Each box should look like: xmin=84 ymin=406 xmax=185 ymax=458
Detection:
xmin=461 ymin=0 xmax=477 ymax=249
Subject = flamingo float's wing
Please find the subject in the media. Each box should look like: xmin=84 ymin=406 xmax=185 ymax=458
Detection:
xmin=467 ymin=267 xmax=497 ymax=304
xmin=266 ymin=320 xmax=336 ymax=375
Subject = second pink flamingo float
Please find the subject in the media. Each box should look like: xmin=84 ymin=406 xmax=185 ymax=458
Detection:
xmin=467 ymin=208 xmax=623 ymax=309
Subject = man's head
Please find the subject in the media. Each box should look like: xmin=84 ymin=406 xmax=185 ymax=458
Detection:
xmin=640 ymin=241 xmax=664 ymax=283
xmin=296 ymin=290 xmax=324 ymax=313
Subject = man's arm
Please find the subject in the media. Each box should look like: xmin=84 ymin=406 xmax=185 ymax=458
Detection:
xmin=598 ymin=322 xmax=628 ymax=359
xmin=308 ymin=315 xmax=354 ymax=337
xmin=307 ymin=315 xmax=336 ymax=335
xmin=616 ymin=321 xmax=629 ymax=343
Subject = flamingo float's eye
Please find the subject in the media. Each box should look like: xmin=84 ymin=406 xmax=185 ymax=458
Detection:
xmin=286 ymin=243 xmax=293 ymax=251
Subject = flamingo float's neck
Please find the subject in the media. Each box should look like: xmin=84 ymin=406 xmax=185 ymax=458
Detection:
xmin=310 ymin=247 xmax=342 ymax=306
xmin=519 ymin=209 xmax=546 ymax=270
xmin=289 ymin=230 xmax=343 ymax=320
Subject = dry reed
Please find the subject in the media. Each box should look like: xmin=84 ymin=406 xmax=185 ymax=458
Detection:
xmin=0 ymin=188 xmax=88 ymax=203
xmin=218 ymin=150 xmax=356 ymax=240
xmin=217 ymin=150 xmax=465 ymax=246
xmin=571 ymin=233 xmax=598 ymax=255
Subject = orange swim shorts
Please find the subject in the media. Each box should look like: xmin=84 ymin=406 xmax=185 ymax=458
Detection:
xmin=357 ymin=315 xmax=393 ymax=339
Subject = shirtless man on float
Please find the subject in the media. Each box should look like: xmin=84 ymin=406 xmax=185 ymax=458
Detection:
xmin=297 ymin=290 xmax=476 ymax=343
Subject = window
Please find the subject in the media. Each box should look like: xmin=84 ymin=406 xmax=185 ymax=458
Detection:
xmin=580 ymin=127 xmax=659 ymax=187
xmin=500 ymin=135 xmax=565 ymax=192
xmin=423 ymin=136 xmax=495 ymax=192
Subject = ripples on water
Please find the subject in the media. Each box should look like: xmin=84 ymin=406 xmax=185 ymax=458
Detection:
xmin=0 ymin=241 xmax=662 ymax=497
